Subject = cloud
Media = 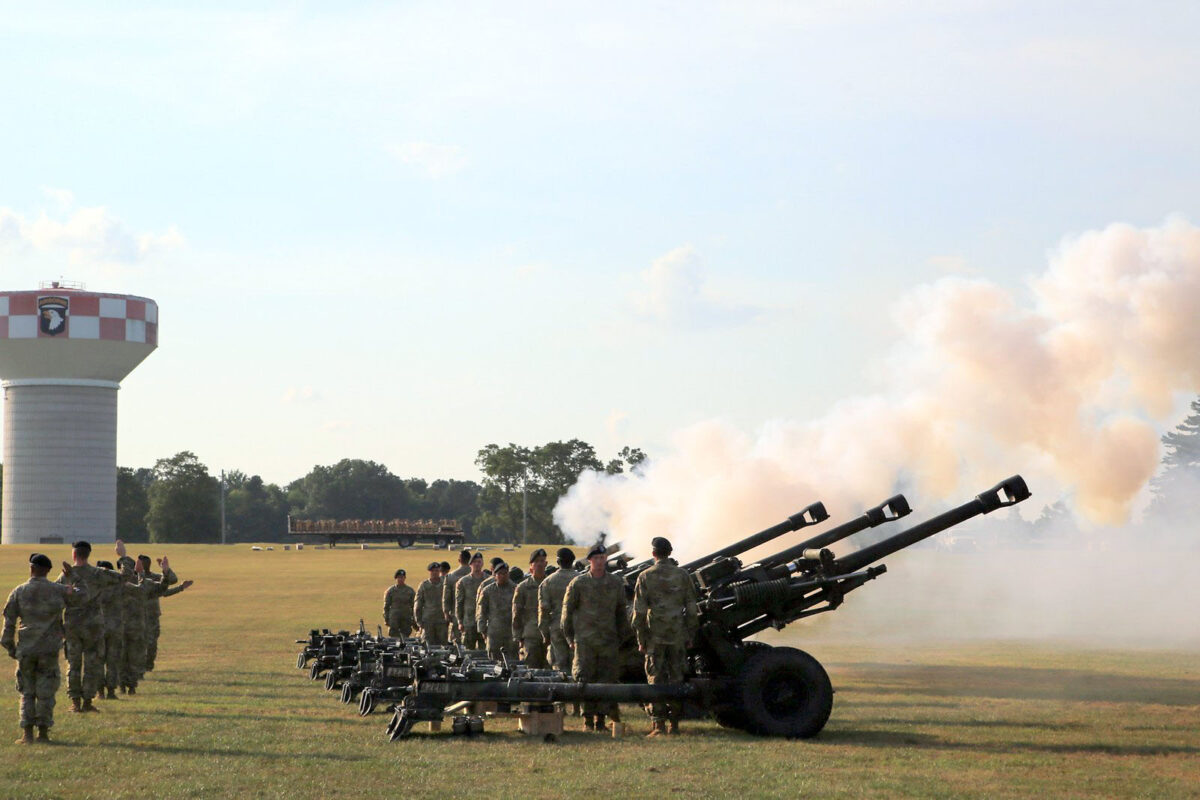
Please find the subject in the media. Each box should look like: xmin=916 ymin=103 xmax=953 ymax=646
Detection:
xmin=282 ymin=385 xmax=319 ymax=404
xmin=386 ymin=141 xmax=468 ymax=179
xmin=0 ymin=194 xmax=183 ymax=265
xmin=630 ymin=246 xmax=761 ymax=329
xmin=605 ymin=409 xmax=629 ymax=437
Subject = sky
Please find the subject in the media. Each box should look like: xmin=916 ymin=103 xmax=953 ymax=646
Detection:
xmin=2 ymin=1 xmax=1199 ymax=499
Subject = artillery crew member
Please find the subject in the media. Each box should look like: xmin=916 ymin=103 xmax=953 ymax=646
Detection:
xmin=455 ymin=553 xmax=487 ymax=649
xmin=512 ymin=548 xmax=549 ymax=668
xmin=632 ymin=536 xmax=698 ymax=736
xmin=2 ymin=554 xmax=77 ymax=744
xmin=442 ymin=550 xmax=472 ymax=644
xmin=414 ymin=563 xmax=449 ymax=644
xmin=57 ymin=541 xmax=125 ymax=713
xmin=538 ymin=547 xmax=577 ymax=671
xmin=383 ymin=569 xmax=416 ymax=637
xmin=476 ymin=562 xmax=517 ymax=661
xmin=562 ymin=543 xmax=633 ymax=732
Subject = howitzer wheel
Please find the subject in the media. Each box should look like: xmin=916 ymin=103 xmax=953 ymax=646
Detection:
xmin=387 ymin=709 xmax=414 ymax=741
xmin=296 ymin=652 xmax=307 ymax=669
xmin=727 ymin=646 xmax=832 ymax=738
xmin=359 ymin=689 xmax=376 ymax=716
xmin=309 ymin=662 xmax=323 ymax=681
xmin=340 ymin=683 xmax=354 ymax=704
xmin=324 ymin=670 xmax=339 ymax=691
xmin=711 ymin=641 xmax=771 ymax=730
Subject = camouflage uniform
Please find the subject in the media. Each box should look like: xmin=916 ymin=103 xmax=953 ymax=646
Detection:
xmin=414 ymin=578 xmax=448 ymax=644
xmin=454 ymin=573 xmax=486 ymax=649
xmin=476 ymin=581 xmax=517 ymax=661
xmin=2 ymin=576 xmax=72 ymax=731
xmin=512 ymin=574 xmax=547 ymax=668
xmin=538 ymin=568 xmax=576 ymax=670
xmin=58 ymin=563 xmax=124 ymax=704
xmin=383 ymin=583 xmax=416 ymax=637
xmin=562 ymin=572 xmax=631 ymax=719
xmin=442 ymin=565 xmax=470 ymax=643
xmin=141 ymin=567 xmax=178 ymax=672
xmin=95 ymin=577 xmax=125 ymax=694
xmin=632 ymin=560 xmax=698 ymax=724
xmin=117 ymin=574 xmax=166 ymax=692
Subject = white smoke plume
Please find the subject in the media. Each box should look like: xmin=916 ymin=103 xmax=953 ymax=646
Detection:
xmin=555 ymin=218 xmax=1200 ymax=567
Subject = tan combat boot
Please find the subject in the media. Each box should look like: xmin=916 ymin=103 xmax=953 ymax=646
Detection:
xmin=594 ymin=714 xmax=609 ymax=732
xmin=70 ymin=697 xmax=83 ymax=713
xmin=16 ymin=726 xmax=33 ymax=744
xmin=82 ymin=698 xmax=99 ymax=712
xmin=646 ymin=720 xmax=667 ymax=738
xmin=36 ymin=726 xmax=50 ymax=743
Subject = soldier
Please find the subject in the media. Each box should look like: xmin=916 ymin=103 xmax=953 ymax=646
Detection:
xmin=137 ymin=554 xmax=179 ymax=673
xmin=477 ymin=557 xmax=505 ymax=595
xmin=512 ymin=548 xmax=549 ymax=668
xmin=442 ymin=549 xmax=471 ymax=643
xmin=538 ymin=547 xmax=577 ymax=671
xmin=57 ymin=540 xmax=125 ymax=713
xmin=454 ymin=553 xmax=487 ymax=649
xmin=562 ymin=543 xmax=632 ymax=732
xmin=2 ymin=554 xmax=76 ymax=744
xmin=414 ymin=563 xmax=448 ymax=644
xmin=476 ymin=562 xmax=517 ymax=661
xmin=116 ymin=555 xmax=182 ymax=694
xmin=93 ymin=560 xmax=124 ymax=700
xmin=631 ymin=536 xmax=698 ymax=737
xmin=383 ymin=569 xmax=416 ymax=637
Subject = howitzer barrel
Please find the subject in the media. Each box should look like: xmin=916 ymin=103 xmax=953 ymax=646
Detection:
xmin=760 ymin=494 xmax=910 ymax=569
xmin=832 ymin=476 xmax=1030 ymax=575
xmin=681 ymin=502 xmax=829 ymax=571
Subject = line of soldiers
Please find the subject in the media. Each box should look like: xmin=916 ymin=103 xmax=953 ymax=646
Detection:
xmin=383 ymin=537 xmax=697 ymax=738
xmin=1 ymin=540 xmax=194 ymax=744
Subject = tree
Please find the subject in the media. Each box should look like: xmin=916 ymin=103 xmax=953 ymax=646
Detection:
xmin=291 ymin=459 xmax=414 ymax=520
xmin=224 ymin=474 xmax=290 ymax=543
xmin=147 ymin=452 xmax=220 ymax=543
xmin=1148 ymin=395 xmax=1200 ymax=521
xmin=116 ymin=466 xmax=152 ymax=542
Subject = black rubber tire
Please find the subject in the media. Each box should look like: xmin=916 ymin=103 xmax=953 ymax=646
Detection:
xmin=710 ymin=641 xmax=771 ymax=730
xmin=398 ymin=538 xmax=412 ymax=548
xmin=731 ymin=646 xmax=833 ymax=738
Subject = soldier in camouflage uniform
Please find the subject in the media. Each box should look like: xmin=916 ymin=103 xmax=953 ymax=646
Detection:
xmin=383 ymin=569 xmax=416 ymax=637
xmin=632 ymin=537 xmax=698 ymax=736
xmin=57 ymin=541 xmax=125 ymax=713
xmin=538 ymin=548 xmax=577 ymax=671
xmin=93 ymin=560 xmax=124 ymax=700
xmin=562 ymin=543 xmax=632 ymax=732
xmin=442 ymin=550 xmax=471 ymax=644
xmin=116 ymin=555 xmax=181 ymax=694
xmin=512 ymin=548 xmax=549 ymax=668
xmin=454 ymin=553 xmax=486 ymax=649
xmin=476 ymin=562 xmax=517 ymax=661
xmin=2 ymin=554 xmax=77 ymax=744
xmin=137 ymin=554 xmax=179 ymax=673
xmin=414 ymin=563 xmax=448 ymax=644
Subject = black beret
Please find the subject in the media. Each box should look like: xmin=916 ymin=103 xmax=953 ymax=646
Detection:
xmin=460 ymin=548 xmax=472 ymax=559
xmin=494 ymin=562 xmax=509 ymax=572
xmin=138 ymin=554 xmax=151 ymax=563
xmin=529 ymin=548 xmax=547 ymax=563
xmin=427 ymin=562 xmax=441 ymax=571
xmin=29 ymin=553 xmax=52 ymax=569
xmin=490 ymin=557 xmax=505 ymax=567
xmin=439 ymin=561 xmax=451 ymax=572
xmin=394 ymin=568 xmax=406 ymax=578
xmin=587 ymin=544 xmax=606 ymax=560
xmin=651 ymin=536 xmax=673 ymax=554
xmin=96 ymin=560 xmax=114 ymax=570
xmin=471 ymin=552 xmax=484 ymax=562
xmin=72 ymin=540 xmax=91 ymax=552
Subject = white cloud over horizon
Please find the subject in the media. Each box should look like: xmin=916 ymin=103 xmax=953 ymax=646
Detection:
xmin=630 ymin=246 xmax=763 ymax=329
xmin=0 ymin=194 xmax=183 ymax=266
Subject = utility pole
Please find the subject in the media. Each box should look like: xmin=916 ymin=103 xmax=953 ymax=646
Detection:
xmin=219 ymin=469 xmax=227 ymax=545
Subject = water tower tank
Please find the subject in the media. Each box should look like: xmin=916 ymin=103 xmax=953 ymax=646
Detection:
xmin=0 ymin=283 xmax=158 ymax=545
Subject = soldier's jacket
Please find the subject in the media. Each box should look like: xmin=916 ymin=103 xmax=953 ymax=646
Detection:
xmin=475 ymin=581 xmax=516 ymax=639
xmin=143 ymin=568 xmax=179 ymax=618
xmin=537 ymin=568 xmax=576 ymax=640
xmin=511 ymin=574 xmax=545 ymax=640
xmin=562 ymin=572 xmax=632 ymax=647
xmin=631 ymin=561 xmax=699 ymax=649
xmin=119 ymin=576 xmax=165 ymax=632
xmin=2 ymin=576 xmax=74 ymax=657
xmin=455 ymin=572 xmax=486 ymax=628
xmin=442 ymin=565 xmax=470 ymax=620
xmin=413 ymin=579 xmax=446 ymax=627
xmin=95 ymin=579 xmax=124 ymax=635
xmin=383 ymin=583 xmax=416 ymax=625
xmin=57 ymin=563 xmax=123 ymax=627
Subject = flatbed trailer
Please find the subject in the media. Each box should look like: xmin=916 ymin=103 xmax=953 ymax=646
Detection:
xmin=287 ymin=516 xmax=466 ymax=548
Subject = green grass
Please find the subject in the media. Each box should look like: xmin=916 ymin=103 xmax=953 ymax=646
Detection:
xmin=0 ymin=543 xmax=1196 ymax=799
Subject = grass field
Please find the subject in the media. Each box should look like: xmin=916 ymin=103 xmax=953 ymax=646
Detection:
xmin=0 ymin=542 xmax=1197 ymax=799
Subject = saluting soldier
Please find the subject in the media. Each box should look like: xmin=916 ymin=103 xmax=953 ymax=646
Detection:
xmin=57 ymin=540 xmax=125 ymax=713
xmin=632 ymin=536 xmax=698 ymax=737
xmin=476 ymin=562 xmax=517 ymax=661
xmin=137 ymin=554 xmax=179 ymax=673
xmin=562 ymin=543 xmax=632 ymax=732
xmin=512 ymin=548 xmax=549 ymax=668
xmin=538 ymin=548 xmax=577 ymax=671
xmin=414 ymin=563 xmax=448 ymax=644
xmin=115 ymin=555 xmax=184 ymax=694
xmin=454 ymin=553 xmax=487 ymax=649
xmin=2 ymin=554 xmax=77 ymax=744
xmin=442 ymin=550 xmax=471 ymax=643
xmin=93 ymin=559 xmax=125 ymax=700
xmin=383 ymin=569 xmax=416 ymax=637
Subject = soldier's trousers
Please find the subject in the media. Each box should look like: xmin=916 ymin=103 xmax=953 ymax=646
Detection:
xmin=548 ymin=628 xmax=571 ymax=671
xmin=420 ymin=622 xmax=448 ymax=645
xmin=65 ymin=622 xmax=104 ymax=700
xmin=645 ymin=643 xmax=687 ymax=721
xmin=386 ymin=619 xmax=414 ymax=638
xmin=146 ymin=613 xmax=161 ymax=672
xmin=16 ymin=652 xmax=60 ymax=728
xmin=485 ymin=633 xmax=518 ymax=662
xmin=461 ymin=625 xmax=484 ymax=650
xmin=572 ymin=640 xmax=620 ymax=718
xmin=521 ymin=635 xmax=548 ymax=669
xmin=102 ymin=627 xmax=123 ymax=690
xmin=446 ymin=615 xmax=461 ymax=644
xmin=121 ymin=627 xmax=147 ymax=689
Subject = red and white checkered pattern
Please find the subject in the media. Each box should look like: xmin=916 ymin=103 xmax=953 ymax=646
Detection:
xmin=0 ymin=291 xmax=158 ymax=345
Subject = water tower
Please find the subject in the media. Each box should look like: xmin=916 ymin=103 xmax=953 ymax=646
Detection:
xmin=0 ymin=282 xmax=158 ymax=545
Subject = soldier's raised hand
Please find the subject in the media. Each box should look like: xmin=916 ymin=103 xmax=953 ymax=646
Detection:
xmin=114 ymin=540 xmax=127 ymax=558
xmin=61 ymin=561 xmax=73 ymax=576
xmin=180 ymin=580 xmax=194 ymax=590
xmin=159 ymin=556 xmax=170 ymax=571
